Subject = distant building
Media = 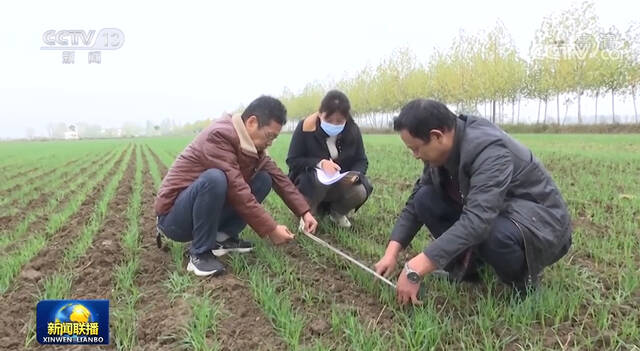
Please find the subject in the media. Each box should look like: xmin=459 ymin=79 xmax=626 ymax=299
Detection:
xmin=64 ymin=124 xmax=80 ymax=140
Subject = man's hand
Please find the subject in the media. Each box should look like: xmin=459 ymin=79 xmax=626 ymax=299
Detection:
xmin=301 ymin=211 xmax=318 ymax=234
xmin=268 ymin=225 xmax=295 ymax=245
xmin=374 ymin=254 xmax=397 ymax=277
xmin=343 ymin=174 xmax=359 ymax=184
xmin=319 ymin=159 xmax=341 ymax=176
xmin=396 ymin=267 xmax=422 ymax=306
xmin=374 ymin=241 xmax=403 ymax=277
xmin=396 ymin=253 xmax=437 ymax=306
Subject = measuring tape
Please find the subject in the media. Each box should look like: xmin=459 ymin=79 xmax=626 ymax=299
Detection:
xmin=300 ymin=228 xmax=397 ymax=289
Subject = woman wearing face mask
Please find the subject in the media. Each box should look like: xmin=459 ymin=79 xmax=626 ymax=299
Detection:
xmin=287 ymin=90 xmax=373 ymax=228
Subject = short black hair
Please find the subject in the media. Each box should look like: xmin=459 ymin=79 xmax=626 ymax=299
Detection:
xmin=393 ymin=99 xmax=457 ymax=142
xmin=241 ymin=96 xmax=287 ymax=127
xmin=319 ymin=90 xmax=352 ymax=119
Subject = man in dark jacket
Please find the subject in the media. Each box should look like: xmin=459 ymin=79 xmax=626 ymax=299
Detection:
xmin=374 ymin=99 xmax=572 ymax=304
xmin=155 ymin=96 xmax=318 ymax=277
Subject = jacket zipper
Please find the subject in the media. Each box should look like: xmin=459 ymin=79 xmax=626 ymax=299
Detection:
xmin=450 ymin=174 xmax=465 ymax=203
xmin=508 ymin=216 xmax=531 ymax=276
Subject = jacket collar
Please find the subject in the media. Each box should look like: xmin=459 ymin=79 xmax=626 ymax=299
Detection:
xmin=443 ymin=116 xmax=465 ymax=177
xmin=302 ymin=112 xmax=319 ymax=132
xmin=231 ymin=113 xmax=258 ymax=156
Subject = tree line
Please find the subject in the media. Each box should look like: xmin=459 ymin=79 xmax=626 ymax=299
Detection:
xmin=280 ymin=2 xmax=639 ymax=126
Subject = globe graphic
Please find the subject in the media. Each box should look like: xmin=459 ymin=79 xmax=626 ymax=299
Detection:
xmin=54 ymin=303 xmax=94 ymax=327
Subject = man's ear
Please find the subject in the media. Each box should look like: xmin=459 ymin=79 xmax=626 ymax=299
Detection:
xmin=245 ymin=115 xmax=259 ymax=131
xmin=429 ymin=129 xmax=444 ymax=142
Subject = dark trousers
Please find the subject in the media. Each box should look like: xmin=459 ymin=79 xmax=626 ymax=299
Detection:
xmin=310 ymin=181 xmax=367 ymax=216
xmin=413 ymin=185 xmax=527 ymax=284
xmin=297 ymin=172 xmax=368 ymax=216
xmin=157 ymin=169 xmax=272 ymax=255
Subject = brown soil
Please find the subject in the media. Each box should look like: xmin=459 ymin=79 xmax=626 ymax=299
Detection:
xmin=195 ymin=274 xmax=287 ymax=351
xmin=1 ymin=156 xmax=83 ymax=197
xmin=0 ymin=152 xmax=119 ymax=252
xmin=0 ymin=157 xmax=111 ymax=236
xmin=0 ymin=166 xmax=41 ymax=182
xmin=27 ymin=148 xmax=137 ymax=351
xmin=283 ymin=243 xmax=396 ymax=335
xmin=1 ymin=141 xmax=637 ymax=350
xmin=134 ymin=150 xmax=188 ymax=350
xmin=135 ymin=149 xmax=286 ymax=350
xmin=231 ymin=237 xmax=396 ymax=349
xmin=68 ymin=150 xmax=136 ymax=298
xmin=306 ymin=222 xmax=530 ymax=345
xmin=145 ymin=146 xmax=168 ymax=175
xmin=0 ymin=148 xmax=128 ymax=350
xmin=2 ymin=155 xmax=102 ymax=216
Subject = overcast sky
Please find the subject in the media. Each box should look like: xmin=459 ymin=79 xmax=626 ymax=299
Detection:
xmin=0 ymin=0 xmax=637 ymax=139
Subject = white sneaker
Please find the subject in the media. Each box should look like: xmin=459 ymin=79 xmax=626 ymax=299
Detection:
xmin=329 ymin=213 xmax=351 ymax=228
xmin=186 ymin=252 xmax=225 ymax=277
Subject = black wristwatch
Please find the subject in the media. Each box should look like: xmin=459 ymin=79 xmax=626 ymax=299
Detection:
xmin=404 ymin=262 xmax=421 ymax=284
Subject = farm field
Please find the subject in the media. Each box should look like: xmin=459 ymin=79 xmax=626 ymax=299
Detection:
xmin=0 ymin=133 xmax=638 ymax=350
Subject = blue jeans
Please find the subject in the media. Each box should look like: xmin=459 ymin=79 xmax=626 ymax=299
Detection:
xmin=413 ymin=185 xmax=527 ymax=283
xmin=157 ymin=169 xmax=272 ymax=255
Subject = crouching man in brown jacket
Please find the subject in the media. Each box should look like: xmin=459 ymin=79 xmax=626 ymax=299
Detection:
xmin=154 ymin=96 xmax=318 ymax=276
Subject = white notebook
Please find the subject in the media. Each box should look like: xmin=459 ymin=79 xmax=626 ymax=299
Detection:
xmin=315 ymin=168 xmax=349 ymax=185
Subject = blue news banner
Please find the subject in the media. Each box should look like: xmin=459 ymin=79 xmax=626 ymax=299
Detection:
xmin=36 ymin=299 xmax=109 ymax=345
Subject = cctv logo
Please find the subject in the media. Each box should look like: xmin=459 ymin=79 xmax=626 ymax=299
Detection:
xmin=41 ymin=28 xmax=125 ymax=50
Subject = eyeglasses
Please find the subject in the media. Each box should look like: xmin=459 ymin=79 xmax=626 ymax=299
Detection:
xmin=260 ymin=129 xmax=278 ymax=142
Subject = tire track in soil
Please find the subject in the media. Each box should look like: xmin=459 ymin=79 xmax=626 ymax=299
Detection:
xmin=0 ymin=153 xmax=114 ymax=236
xmin=0 ymin=148 xmax=128 ymax=350
xmin=0 ymin=151 xmax=119 ymax=251
xmin=26 ymin=148 xmax=137 ymax=351
xmin=138 ymin=146 xmax=286 ymax=351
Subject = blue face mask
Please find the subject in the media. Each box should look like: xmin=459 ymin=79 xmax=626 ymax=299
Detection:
xmin=320 ymin=120 xmax=345 ymax=136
